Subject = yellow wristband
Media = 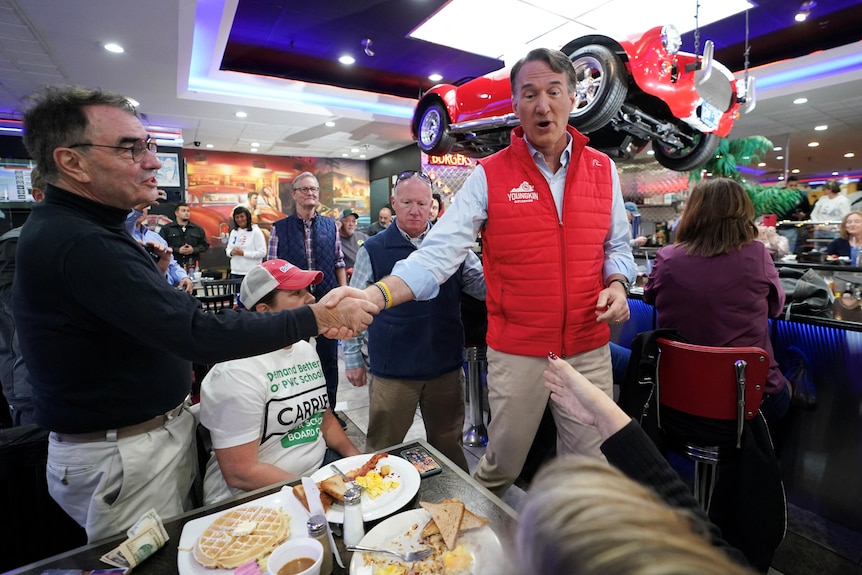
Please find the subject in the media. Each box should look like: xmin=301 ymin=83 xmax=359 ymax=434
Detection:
xmin=374 ymin=281 xmax=394 ymax=310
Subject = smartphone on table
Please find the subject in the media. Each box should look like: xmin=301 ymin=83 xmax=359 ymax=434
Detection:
xmin=401 ymin=446 xmax=443 ymax=478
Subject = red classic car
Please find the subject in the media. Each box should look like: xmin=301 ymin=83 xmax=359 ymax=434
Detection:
xmin=412 ymin=25 xmax=755 ymax=172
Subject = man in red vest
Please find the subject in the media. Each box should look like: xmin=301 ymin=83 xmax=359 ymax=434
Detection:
xmin=342 ymin=48 xmax=636 ymax=495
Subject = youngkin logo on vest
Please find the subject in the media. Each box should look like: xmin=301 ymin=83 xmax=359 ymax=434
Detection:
xmin=507 ymin=181 xmax=539 ymax=204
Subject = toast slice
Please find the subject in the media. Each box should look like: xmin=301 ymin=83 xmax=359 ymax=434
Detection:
xmin=292 ymin=484 xmax=333 ymax=513
xmin=420 ymin=500 xmax=465 ymax=551
xmin=318 ymin=474 xmax=348 ymax=502
xmin=420 ymin=498 xmax=489 ymax=538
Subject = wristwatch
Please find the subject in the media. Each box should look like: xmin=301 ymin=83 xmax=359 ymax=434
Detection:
xmin=607 ymin=278 xmax=631 ymax=295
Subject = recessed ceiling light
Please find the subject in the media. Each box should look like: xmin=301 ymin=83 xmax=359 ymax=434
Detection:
xmin=758 ymin=162 xmax=766 ymax=167
xmin=776 ymin=155 xmax=784 ymax=160
xmin=844 ymin=152 xmax=855 ymax=158
xmin=791 ymin=168 xmax=800 ymax=174
xmin=126 ymin=98 xmax=140 ymax=107
xmin=104 ymin=43 xmax=124 ymax=54
xmin=359 ymin=154 xmax=367 ymax=159
xmin=339 ymin=55 xmax=356 ymax=65
xmin=832 ymin=171 xmax=839 ymax=176
xmin=235 ymin=111 xmax=247 ymax=118
xmin=428 ymin=73 xmax=443 ymax=82
xmin=814 ymin=125 xmax=828 ymax=131
xmin=342 ymin=153 xmax=349 ymax=157
xmin=205 ymin=144 xmax=214 ymax=148
xmin=808 ymin=142 xmax=819 ymax=147
xmin=793 ymin=97 xmax=808 ymax=105
xmin=325 ymin=121 xmax=336 ymax=127
xmin=251 ymin=142 xmax=260 ymax=147
xmin=773 ymin=146 xmax=782 ymax=151
xmin=350 ymin=148 xmax=359 ymax=153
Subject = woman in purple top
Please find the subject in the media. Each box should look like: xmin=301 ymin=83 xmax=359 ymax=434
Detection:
xmin=643 ymin=178 xmax=790 ymax=424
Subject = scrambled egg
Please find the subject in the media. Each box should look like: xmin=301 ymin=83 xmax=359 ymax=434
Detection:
xmin=374 ymin=565 xmax=408 ymax=575
xmin=355 ymin=471 xmax=400 ymax=499
xmin=442 ymin=545 xmax=473 ymax=573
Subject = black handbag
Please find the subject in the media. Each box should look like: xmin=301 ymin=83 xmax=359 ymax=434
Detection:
xmin=777 ymin=267 xmax=833 ymax=319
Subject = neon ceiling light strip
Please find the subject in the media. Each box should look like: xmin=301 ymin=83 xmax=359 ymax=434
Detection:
xmin=756 ymin=49 xmax=862 ymax=91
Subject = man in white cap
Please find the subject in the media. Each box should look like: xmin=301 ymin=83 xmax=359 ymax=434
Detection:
xmin=199 ymin=259 xmax=362 ymax=505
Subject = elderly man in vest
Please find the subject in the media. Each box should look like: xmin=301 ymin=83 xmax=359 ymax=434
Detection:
xmin=338 ymin=48 xmax=637 ymax=495
xmin=342 ymin=171 xmax=485 ymax=471
xmin=268 ymin=171 xmax=348 ymax=426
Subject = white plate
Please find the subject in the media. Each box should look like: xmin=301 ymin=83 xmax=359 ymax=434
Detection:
xmin=177 ymin=485 xmax=309 ymax=575
xmin=348 ymin=508 xmax=504 ymax=575
xmin=308 ymin=454 xmax=421 ymax=523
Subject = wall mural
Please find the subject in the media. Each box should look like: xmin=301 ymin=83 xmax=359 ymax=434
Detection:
xmin=176 ymin=150 xmax=370 ymax=273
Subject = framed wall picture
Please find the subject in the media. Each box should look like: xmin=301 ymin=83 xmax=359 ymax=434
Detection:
xmin=155 ymin=152 xmax=180 ymax=187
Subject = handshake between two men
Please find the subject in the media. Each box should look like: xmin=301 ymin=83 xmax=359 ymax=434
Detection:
xmin=310 ymin=285 xmax=384 ymax=340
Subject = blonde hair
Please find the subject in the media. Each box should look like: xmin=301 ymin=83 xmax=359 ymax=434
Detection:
xmin=514 ymin=456 xmax=754 ymax=575
xmin=838 ymin=211 xmax=862 ymax=240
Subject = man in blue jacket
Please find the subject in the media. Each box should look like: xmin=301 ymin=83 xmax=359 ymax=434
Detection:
xmin=343 ymin=171 xmax=485 ymax=470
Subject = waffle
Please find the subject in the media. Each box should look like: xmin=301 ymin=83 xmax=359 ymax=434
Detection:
xmin=192 ymin=505 xmax=289 ymax=569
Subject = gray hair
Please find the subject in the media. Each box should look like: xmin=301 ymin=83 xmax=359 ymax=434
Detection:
xmin=292 ymin=171 xmax=318 ymax=189
xmin=23 ymin=86 xmax=137 ymax=182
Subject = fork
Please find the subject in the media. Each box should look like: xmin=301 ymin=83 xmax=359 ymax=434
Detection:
xmin=346 ymin=545 xmax=434 ymax=562
xmin=330 ymin=464 xmax=361 ymax=492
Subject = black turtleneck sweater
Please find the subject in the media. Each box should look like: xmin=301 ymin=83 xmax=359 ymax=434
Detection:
xmin=12 ymin=184 xmax=318 ymax=433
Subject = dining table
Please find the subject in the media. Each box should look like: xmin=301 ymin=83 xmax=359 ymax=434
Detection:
xmin=6 ymin=440 xmax=519 ymax=575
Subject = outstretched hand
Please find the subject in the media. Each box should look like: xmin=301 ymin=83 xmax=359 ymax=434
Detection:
xmin=543 ymin=354 xmax=630 ymax=439
xmin=313 ymin=287 xmax=378 ymax=339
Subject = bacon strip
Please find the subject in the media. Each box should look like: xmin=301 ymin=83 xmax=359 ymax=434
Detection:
xmin=347 ymin=452 xmax=388 ymax=479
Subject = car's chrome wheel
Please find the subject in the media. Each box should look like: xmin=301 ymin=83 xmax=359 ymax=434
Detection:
xmin=417 ymin=101 xmax=455 ymax=155
xmin=568 ymin=44 xmax=627 ymax=133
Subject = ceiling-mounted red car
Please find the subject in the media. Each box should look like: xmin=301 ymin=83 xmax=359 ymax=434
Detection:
xmin=412 ymin=25 xmax=755 ymax=172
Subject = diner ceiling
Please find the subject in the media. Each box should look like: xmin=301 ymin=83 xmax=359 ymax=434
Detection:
xmin=0 ymin=0 xmax=861 ymax=183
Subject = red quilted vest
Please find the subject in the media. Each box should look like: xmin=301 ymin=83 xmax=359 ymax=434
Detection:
xmin=480 ymin=126 xmax=613 ymax=357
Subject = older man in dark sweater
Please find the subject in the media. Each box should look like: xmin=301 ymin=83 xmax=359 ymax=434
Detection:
xmin=14 ymin=87 xmax=376 ymax=542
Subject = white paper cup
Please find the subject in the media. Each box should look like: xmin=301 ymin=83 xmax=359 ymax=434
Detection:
xmin=194 ymin=271 xmax=202 ymax=281
xmin=266 ymin=538 xmax=323 ymax=575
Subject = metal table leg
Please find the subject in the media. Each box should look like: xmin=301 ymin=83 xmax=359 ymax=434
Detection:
xmin=463 ymin=346 xmax=488 ymax=447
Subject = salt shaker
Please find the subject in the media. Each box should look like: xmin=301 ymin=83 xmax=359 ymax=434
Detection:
xmin=307 ymin=514 xmax=333 ymax=575
xmin=342 ymin=486 xmax=365 ymax=547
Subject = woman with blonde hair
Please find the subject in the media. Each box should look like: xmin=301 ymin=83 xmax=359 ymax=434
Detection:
xmin=825 ymin=210 xmax=862 ymax=263
xmin=512 ymin=356 xmax=753 ymax=575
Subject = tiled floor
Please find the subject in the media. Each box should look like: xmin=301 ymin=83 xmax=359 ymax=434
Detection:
xmin=333 ymin=353 xmax=862 ymax=575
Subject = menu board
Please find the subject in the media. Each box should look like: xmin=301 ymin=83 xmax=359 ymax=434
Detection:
xmin=0 ymin=167 xmax=34 ymax=202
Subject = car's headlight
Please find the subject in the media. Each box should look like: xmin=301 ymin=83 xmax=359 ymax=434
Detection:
xmin=661 ymin=25 xmax=682 ymax=55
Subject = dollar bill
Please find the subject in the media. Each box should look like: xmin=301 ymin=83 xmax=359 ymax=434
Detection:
xmin=117 ymin=526 xmax=164 ymax=568
xmin=99 ymin=548 xmax=130 ymax=569
xmin=100 ymin=509 xmax=169 ymax=569
xmin=127 ymin=508 xmax=170 ymax=543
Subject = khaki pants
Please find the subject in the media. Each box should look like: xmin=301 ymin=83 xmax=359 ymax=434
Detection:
xmin=367 ymin=369 xmax=469 ymax=472
xmin=473 ymin=345 xmax=612 ymax=494
xmin=47 ymin=407 xmax=197 ymax=543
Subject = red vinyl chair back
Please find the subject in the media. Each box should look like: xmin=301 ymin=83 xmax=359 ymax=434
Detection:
xmin=656 ymin=338 xmax=769 ymax=423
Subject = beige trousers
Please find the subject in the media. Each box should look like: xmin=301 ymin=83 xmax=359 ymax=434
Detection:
xmin=366 ymin=368 xmax=469 ymax=472
xmin=473 ymin=344 xmax=612 ymax=494
xmin=47 ymin=407 xmax=197 ymax=543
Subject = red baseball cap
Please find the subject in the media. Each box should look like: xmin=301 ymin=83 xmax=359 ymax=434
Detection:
xmin=240 ymin=259 xmax=323 ymax=308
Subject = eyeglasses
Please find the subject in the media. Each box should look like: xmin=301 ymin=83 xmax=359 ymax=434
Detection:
xmin=294 ymin=186 xmax=320 ymax=194
xmin=396 ymin=170 xmax=432 ymax=185
xmin=67 ymin=137 xmax=158 ymax=163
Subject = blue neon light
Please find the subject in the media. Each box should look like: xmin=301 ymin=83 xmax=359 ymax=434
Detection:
xmin=756 ymin=49 xmax=862 ymax=91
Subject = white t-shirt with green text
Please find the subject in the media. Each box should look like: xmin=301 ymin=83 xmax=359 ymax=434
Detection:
xmin=200 ymin=340 xmax=328 ymax=505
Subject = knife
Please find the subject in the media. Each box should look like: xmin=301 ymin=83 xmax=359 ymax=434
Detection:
xmin=300 ymin=477 xmax=345 ymax=569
